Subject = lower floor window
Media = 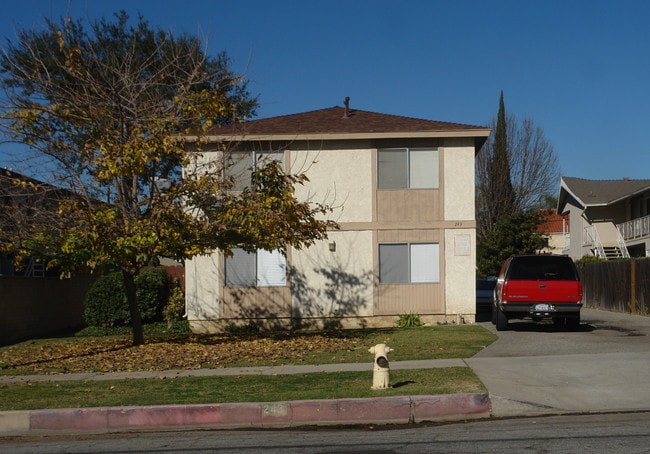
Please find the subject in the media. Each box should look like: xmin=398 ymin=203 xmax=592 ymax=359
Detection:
xmin=225 ymin=248 xmax=287 ymax=287
xmin=379 ymin=243 xmax=440 ymax=283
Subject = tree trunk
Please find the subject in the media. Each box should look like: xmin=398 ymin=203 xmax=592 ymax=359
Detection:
xmin=122 ymin=269 xmax=144 ymax=346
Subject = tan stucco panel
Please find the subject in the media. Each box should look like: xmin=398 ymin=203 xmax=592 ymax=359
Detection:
xmin=185 ymin=254 xmax=221 ymax=321
xmin=291 ymin=149 xmax=373 ymax=223
xmin=291 ymin=231 xmax=374 ymax=318
xmin=444 ymin=229 xmax=476 ymax=318
xmin=443 ymin=140 xmax=476 ymax=221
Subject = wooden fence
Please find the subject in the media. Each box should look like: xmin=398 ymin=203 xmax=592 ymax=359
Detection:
xmin=577 ymin=258 xmax=650 ymax=314
xmin=0 ymin=275 xmax=95 ymax=345
xmin=1 ymin=266 xmax=184 ymax=345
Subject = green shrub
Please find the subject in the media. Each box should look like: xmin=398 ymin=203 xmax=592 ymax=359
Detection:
xmin=395 ymin=313 xmax=423 ymax=328
xmin=163 ymin=283 xmax=185 ymax=328
xmin=575 ymin=255 xmax=604 ymax=265
xmin=135 ymin=268 xmax=170 ymax=322
xmin=84 ymin=268 xmax=170 ymax=328
xmin=83 ymin=272 xmax=130 ymax=328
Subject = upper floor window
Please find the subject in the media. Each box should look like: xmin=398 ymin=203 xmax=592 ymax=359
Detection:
xmin=225 ymin=151 xmax=284 ymax=191
xmin=377 ymin=147 xmax=439 ymax=190
xmin=225 ymin=248 xmax=287 ymax=287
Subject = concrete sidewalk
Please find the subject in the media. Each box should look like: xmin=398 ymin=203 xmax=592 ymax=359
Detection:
xmin=0 ymin=359 xmax=490 ymax=435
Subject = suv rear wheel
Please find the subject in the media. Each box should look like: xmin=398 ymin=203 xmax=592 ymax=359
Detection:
xmin=566 ymin=314 xmax=580 ymax=330
xmin=495 ymin=306 xmax=508 ymax=331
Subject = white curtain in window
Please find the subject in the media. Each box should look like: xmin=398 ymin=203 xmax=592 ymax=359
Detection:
xmin=256 ymin=249 xmax=286 ymax=287
xmin=410 ymin=243 xmax=439 ymax=283
xmin=409 ymin=148 xmax=438 ymax=189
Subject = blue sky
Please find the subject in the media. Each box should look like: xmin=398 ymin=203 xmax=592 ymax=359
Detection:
xmin=1 ymin=0 xmax=649 ymax=180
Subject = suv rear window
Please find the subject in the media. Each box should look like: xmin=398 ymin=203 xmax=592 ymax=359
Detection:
xmin=506 ymin=256 xmax=578 ymax=281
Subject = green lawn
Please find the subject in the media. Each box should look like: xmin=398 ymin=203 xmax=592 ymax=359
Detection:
xmin=0 ymin=324 xmax=497 ymax=411
xmin=0 ymin=368 xmax=486 ymax=411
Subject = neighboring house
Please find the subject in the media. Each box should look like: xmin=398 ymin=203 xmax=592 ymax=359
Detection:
xmin=184 ymin=100 xmax=491 ymax=332
xmin=1 ymin=168 xmax=94 ymax=343
xmin=0 ymin=168 xmax=64 ymax=277
xmin=557 ymin=176 xmax=650 ymax=260
xmin=537 ymin=210 xmax=570 ymax=255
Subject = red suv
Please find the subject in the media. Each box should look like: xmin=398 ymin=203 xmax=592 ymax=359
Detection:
xmin=492 ymin=254 xmax=583 ymax=331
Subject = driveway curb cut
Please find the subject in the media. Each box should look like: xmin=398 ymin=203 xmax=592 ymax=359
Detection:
xmin=0 ymin=393 xmax=490 ymax=435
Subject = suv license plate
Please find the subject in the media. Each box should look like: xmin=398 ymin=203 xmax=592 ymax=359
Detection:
xmin=531 ymin=303 xmax=555 ymax=312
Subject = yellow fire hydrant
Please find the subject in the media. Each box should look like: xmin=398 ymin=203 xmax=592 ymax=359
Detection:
xmin=369 ymin=343 xmax=392 ymax=390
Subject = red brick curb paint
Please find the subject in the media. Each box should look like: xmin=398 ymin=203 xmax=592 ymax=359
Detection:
xmin=1 ymin=393 xmax=490 ymax=435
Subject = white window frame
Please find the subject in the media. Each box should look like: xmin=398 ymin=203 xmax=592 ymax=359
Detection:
xmin=378 ymin=242 xmax=440 ymax=284
xmin=225 ymin=248 xmax=287 ymax=288
xmin=377 ymin=147 xmax=439 ymax=190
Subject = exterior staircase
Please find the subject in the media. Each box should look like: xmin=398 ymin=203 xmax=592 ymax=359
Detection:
xmin=602 ymin=246 xmax=627 ymax=260
xmin=24 ymin=257 xmax=45 ymax=278
xmin=585 ymin=221 xmax=630 ymax=260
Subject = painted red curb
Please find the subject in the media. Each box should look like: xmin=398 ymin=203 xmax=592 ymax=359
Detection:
xmin=411 ymin=393 xmax=491 ymax=422
xmin=8 ymin=393 xmax=490 ymax=435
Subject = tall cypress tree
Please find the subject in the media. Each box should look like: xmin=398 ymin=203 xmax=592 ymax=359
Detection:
xmin=477 ymin=92 xmax=548 ymax=276
xmin=487 ymin=91 xmax=515 ymax=225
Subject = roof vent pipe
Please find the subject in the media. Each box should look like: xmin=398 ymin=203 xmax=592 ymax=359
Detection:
xmin=343 ymin=97 xmax=350 ymax=118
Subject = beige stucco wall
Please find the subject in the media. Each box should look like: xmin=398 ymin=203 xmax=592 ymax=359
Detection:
xmin=185 ymin=253 xmax=221 ymax=322
xmin=443 ymin=139 xmax=476 ymax=221
xmin=444 ymin=229 xmax=477 ymax=321
xmin=442 ymin=139 xmax=477 ymax=320
xmin=563 ymin=204 xmax=585 ymax=260
xmin=291 ymin=230 xmax=374 ymax=318
xmin=541 ymin=232 xmax=566 ymax=255
xmin=184 ymin=150 xmax=221 ymax=330
xmin=290 ymin=149 xmax=373 ymax=223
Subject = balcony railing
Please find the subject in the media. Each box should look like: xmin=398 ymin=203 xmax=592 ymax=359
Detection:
xmin=618 ymin=215 xmax=650 ymax=241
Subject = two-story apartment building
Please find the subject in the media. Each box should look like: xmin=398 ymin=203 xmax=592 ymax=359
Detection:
xmin=184 ymin=101 xmax=491 ymax=332
xmin=558 ymin=176 xmax=650 ymax=260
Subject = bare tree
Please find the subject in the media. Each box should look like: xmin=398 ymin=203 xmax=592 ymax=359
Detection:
xmin=476 ymin=111 xmax=559 ymax=240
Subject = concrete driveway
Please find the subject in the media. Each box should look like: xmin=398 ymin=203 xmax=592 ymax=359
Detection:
xmin=466 ymin=308 xmax=650 ymax=417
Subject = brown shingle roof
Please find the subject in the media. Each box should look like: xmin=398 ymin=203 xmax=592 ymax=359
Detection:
xmin=202 ymin=105 xmax=491 ymax=146
xmin=559 ymin=176 xmax=650 ymax=211
xmin=208 ymin=106 xmax=486 ymax=135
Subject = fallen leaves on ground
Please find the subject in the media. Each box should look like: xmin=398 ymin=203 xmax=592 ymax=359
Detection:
xmin=0 ymin=333 xmax=362 ymax=375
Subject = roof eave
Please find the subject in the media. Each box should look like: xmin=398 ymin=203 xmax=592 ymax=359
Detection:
xmin=558 ymin=177 xmax=585 ymax=213
xmin=187 ymin=129 xmax=492 ymax=143
xmin=607 ymin=185 xmax=650 ymax=205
